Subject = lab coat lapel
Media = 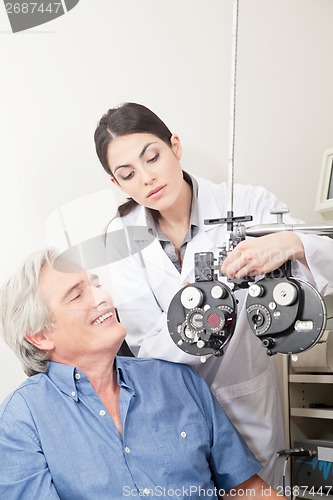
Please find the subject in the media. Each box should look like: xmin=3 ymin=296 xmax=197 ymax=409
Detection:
xmin=130 ymin=177 xmax=226 ymax=284
xmin=180 ymin=230 xmax=214 ymax=281
xmin=131 ymin=206 xmax=180 ymax=281
xmin=181 ymin=177 xmax=225 ymax=282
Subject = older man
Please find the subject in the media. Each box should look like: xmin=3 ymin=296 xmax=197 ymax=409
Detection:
xmin=0 ymin=249 xmax=283 ymax=499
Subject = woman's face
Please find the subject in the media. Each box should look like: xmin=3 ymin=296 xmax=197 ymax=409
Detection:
xmin=107 ymin=133 xmax=184 ymax=211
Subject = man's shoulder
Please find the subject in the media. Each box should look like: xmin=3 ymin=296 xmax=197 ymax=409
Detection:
xmin=117 ymin=357 xmax=201 ymax=384
xmin=117 ymin=356 xmax=191 ymax=369
xmin=0 ymin=373 xmax=45 ymax=419
xmin=118 ymin=356 xmax=194 ymax=372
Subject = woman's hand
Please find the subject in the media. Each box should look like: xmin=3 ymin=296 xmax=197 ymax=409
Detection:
xmin=220 ymin=232 xmax=306 ymax=279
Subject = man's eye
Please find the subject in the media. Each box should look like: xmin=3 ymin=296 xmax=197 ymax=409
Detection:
xmin=70 ymin=293 xmax=81 ymax=302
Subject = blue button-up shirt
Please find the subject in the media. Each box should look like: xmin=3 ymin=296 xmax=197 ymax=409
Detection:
xmin=0 ymin=357 xmax=261 ymax=499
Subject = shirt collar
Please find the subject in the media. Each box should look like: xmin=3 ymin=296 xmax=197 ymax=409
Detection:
xmin=47 ymin=362 xmax=79 ymax=400
xmin=46 ymin=359 xmax=135 ymax=400
xmin=189 ymin=175 xmax=199 ymax=228
xmin=115 ymin=357 xmax=136 ymax=395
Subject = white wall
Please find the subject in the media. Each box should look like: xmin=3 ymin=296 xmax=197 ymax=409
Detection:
xmin=0 ymin=0 xmax=333 ymax=401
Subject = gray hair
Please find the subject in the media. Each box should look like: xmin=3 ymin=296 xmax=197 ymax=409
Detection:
xmin=0 ymin=249 xmax=57 ymax=376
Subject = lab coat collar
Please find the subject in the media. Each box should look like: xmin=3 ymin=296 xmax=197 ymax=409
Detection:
xmin=195 ymin=175 xmax=225 ymax=231
xmin=128 ymin=176 xmax=226 ymax=281
xmin=130 ymin=176 xmax=224 ymax=236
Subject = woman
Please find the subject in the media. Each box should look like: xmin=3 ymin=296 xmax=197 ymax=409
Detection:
xmin=94 ymin=102 xmax=333 ymax=487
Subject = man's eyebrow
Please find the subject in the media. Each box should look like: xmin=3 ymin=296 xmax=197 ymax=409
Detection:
xmin=113 ymin=143 xmax=156 ymax=173
xmin=61 ymin=274 xmax=100 ymax=302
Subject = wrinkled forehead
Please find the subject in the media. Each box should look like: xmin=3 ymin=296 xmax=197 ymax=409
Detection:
xmin=39 ymin=261 xmax=91 ymax=306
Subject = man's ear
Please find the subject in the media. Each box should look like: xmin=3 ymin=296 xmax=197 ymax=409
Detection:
xmin=25 ymin=330 xmax=54 ymax=352
xmin=170 ymin=134 xmax=182 ymax=160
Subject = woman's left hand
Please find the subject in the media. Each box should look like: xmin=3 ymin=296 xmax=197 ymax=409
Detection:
xmin=220 ymin=232 xmax=306 ymax=279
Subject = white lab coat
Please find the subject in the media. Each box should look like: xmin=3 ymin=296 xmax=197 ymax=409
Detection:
xmin=106 ymin=176 xmax=333 ymax=487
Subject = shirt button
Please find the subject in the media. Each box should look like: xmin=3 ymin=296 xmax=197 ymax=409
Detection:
xmin=99 ymin=409 xmax=106 ymax=416
xmin=124 ymin=446 xmax=131 ymax=454
xmin=75 ymin=373 xmax=81 ymax=380
xmin=143 ymin=488 xmax=150 ymax=495
xmin=180 ymin=431 xmax=187 ymax=438
xmin=71 ymin=391 xmax=76 ymax=397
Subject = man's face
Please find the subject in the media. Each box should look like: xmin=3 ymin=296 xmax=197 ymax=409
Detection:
xmin=37 ymin=264 xmax=126 ymax=366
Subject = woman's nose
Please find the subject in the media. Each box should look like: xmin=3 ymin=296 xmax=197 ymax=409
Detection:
xmin=141 ymin=168 xmax=156 ymax=185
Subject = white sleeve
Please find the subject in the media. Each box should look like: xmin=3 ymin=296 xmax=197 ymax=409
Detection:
xmin=236 ymin=184 xmax=333 ymax=295
xmin=295 ymin=233 xmax=333 ymax=296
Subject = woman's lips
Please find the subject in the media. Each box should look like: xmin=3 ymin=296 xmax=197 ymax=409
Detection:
xmin=147 ymin=185 xmax=166 ymax=199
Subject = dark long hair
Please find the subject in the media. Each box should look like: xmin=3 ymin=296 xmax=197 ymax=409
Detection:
xmin=94 ymin=102 xmax=175 ymax=217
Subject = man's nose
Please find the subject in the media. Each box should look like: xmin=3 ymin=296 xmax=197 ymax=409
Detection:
xmin=90 ymin=286 xmax=110 ymax=308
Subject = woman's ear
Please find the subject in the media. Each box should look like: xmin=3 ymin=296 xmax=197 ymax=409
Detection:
xmin=25 ymin=330 xmax=54 ymax=352
xmin=170 ymin=134 xmax=182 ymax=160
xmin=110 ymin=176 xmax=125 ymax=192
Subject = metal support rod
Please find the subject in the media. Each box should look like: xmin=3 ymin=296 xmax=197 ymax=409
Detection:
xmin=227 ymin=0 xmax=240 ymax=215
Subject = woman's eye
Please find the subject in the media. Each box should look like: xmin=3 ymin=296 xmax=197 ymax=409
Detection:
xmin=122 ymin=171 xmax=134 ymax=181
xmin=147 ymin=153 xmax=159 ymax=163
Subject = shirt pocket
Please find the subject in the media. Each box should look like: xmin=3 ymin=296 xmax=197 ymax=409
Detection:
xmin=151 ymin=421 xmax=211 ymax=471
